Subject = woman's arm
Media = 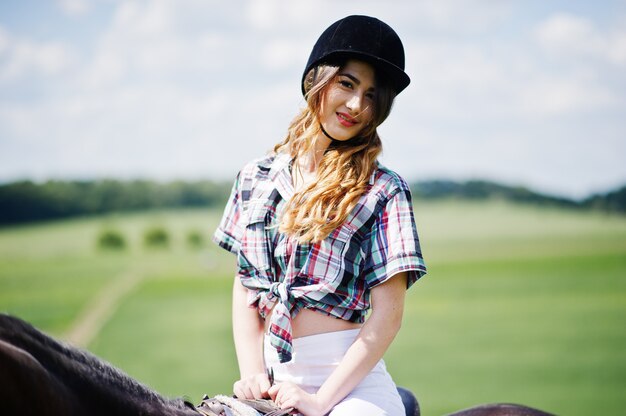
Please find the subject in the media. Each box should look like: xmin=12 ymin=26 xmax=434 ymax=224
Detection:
xmin=269 ymin=272 xmax=408 ymax=415
xmin=231 ymin=276 xmax=271 ymax=399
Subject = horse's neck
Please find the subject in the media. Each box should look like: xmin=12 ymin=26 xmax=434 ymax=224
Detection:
xmin=0 ymin=314 xmax=197 ymax=416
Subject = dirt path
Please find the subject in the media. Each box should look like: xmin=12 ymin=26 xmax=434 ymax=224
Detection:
xmin=64 ymin=267 xmax=145 ymax=348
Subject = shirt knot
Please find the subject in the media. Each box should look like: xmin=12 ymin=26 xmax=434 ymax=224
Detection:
xmin=269 ymin=282 xmax=289 ymax=304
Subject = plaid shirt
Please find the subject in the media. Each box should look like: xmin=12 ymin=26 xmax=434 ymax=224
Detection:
xmin=213 ymin=152 xmax=427 ymax=363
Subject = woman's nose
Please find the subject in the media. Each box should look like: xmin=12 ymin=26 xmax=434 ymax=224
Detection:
xmin=346 ymin=93 xmax=362 ymax=113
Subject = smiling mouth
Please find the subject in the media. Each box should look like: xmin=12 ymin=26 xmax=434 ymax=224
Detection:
xmin=336 ymin=112 xmax=358 ymax=127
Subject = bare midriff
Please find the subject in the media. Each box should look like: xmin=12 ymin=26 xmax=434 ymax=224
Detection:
xmin=264 ymin=306 xmax=362 ymax=339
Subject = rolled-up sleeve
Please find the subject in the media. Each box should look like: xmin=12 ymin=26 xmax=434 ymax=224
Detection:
xmin=363 ymin=188 xmax=427 ymax=289
xmin=213 ymin=172 xmax=244 ymax=255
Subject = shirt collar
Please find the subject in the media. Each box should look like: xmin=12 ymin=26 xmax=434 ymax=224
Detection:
xmin=268 ymin=152 xmax=294 ymax=201
xmin=369 ymin=161 xmax=380 ymax=185
xmin=268 ymin=152 xmax=378 ymax=197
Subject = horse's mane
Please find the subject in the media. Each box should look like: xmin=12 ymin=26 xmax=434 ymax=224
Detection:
xmin=0 ymin=313 xmax=193 ymax=416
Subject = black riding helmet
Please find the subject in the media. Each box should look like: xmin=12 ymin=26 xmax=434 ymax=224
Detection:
xmin=302 ymin=15 xmax=410 ymax=96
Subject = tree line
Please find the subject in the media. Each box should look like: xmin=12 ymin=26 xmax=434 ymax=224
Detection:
xmin=412 ymin=180 xmax=625 ymax=213
xmin=0 ymin=179 xmax=232 ymax=225
xmin=0 ymin=178 xmax=623 ymax=226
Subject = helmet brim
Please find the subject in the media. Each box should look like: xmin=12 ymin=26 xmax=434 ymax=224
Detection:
xmin=301 ymin=50 xmax=410 ymax=96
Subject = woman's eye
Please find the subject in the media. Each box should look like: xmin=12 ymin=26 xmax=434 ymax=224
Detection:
xmin=339 ymin=80 xmax=353 ymax=89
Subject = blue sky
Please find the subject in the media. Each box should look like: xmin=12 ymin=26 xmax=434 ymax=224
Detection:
xmin=1 ymin=0 xmax=625 ymax=199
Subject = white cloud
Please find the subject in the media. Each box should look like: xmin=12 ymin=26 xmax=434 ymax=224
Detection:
xmin=404 ymin=30 xmax=621 ymax=122
xmin=112 ymin=0 xmax=172 ymax=38
xmin=78 ymin=0 xmax=230 ymax=90
xmin=261 ymin=39 xmax=308 ymax=71
xmin=607 ymin=30 xmax=626 ymax=66
xmin=0 ymin=103 xmax=43 ymax=143
xmin=245 ymin=0 xmax=320 ymax=32
xmin=534 ymin=14 xmax=598 ymax=53
xmin=0 ymin=26 xmax=8 ymax=54
xmin=57 ymin=0 xmax=90 ymax=17
xmin=404 ymin=41 xmax=509 ymax=118
xmin=515 ymin=76 xmax=617 ymax=116
xmin=80 ymin=47 xmax=126 ymax=88
xmin=245 ymin=0 xmax=278 ymax=30
xmin=534 ymin=12 xmax=626 ymax=67
xmin=0 ymin=34 xmax=76 ymax=82
xmin=408 ymin=0 xmax=512 ymax=32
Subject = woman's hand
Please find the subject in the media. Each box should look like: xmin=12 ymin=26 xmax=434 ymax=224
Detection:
xmin=268 ymin=382 xmax=327 ymax=416
xmin=233 ymin=373 xmax=271 ymax=400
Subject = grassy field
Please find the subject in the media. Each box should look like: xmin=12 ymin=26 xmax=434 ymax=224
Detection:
xmin=0 ymin=201 xmax=625 ymax=415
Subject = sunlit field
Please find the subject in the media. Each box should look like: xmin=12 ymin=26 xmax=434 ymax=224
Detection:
xmin=1 ymin=201 xmax=624 ymax=415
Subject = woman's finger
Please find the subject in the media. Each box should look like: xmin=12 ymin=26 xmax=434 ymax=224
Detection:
xmin=251 ymin=381 xmax=264 ymax=400
xmin=233 ymin=380 xmax=251 ymax=399
xmin=233 ymin=381 xmax=242 ymax=398
xmin=268 ymin=383 xmax=279 ymax=400
xmin=280 ymin=397 xmax=295 ymax=410
xmin=257 ymin=376 xmax=271 ymax=398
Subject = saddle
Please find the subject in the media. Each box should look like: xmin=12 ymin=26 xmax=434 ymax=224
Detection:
xmin=190 ymin=387 xmax=420 ymax=416
xmin=192 ymin=394 xmax=293 ymax=416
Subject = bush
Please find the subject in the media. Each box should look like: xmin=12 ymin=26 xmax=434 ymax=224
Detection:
xmin=144 ymin=226 xmax=169 ymax=248
xmin=187 ymin=230 xmax=204 ymax=249
xmin=97 ymin=229 xmax=126 ymax=250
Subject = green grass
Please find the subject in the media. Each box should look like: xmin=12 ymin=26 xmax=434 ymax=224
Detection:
xmin=0 ymin=255 xmax=127 ymax=333
xmin=89 ymin=273 xmax=238 ymax=398
xmin=1 ymin=201 xmax=624 ymax=415
xmin=391 ymin=253 xmax=626 ymax=414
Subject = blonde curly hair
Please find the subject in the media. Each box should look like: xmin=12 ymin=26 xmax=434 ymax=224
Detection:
xmin=276 ymin=61 xmax=397 ymax=242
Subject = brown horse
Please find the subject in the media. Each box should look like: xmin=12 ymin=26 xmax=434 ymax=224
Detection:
xmin=0 ymin=314 xmax=554 ymax=416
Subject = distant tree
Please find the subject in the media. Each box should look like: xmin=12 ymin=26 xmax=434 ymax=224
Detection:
xmin=144 ymin=226 xmax=169 ymax=248
xmin=1 ymin=178 xmax=623 ymax=226
xmin=0 ymin=179 xmax=232 ymax=225
xmin=411 ymin=179 xmax=579 ymax=209
xmin=186 ymin=230 xmax=204 ymax=249
xmin=97 ymin=229 xmax=127 ymax=250
xmin=583 ymin=185 xmax=626 ymax=213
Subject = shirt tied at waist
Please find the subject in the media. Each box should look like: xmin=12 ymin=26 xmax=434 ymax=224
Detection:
xmin=251 ymin=281 xmax=296 ymax=363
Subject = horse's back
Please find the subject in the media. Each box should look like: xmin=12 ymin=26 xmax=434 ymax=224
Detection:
xmin=446 ymin=402 xmax=556 ymax=416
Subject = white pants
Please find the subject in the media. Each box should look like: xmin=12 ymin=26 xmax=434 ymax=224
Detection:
xmin=264 ymin=329 xmax=405 ymax=416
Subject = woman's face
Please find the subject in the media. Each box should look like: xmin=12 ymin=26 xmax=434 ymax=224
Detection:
xmin=318 ymin=60 xmax=376 ymax=142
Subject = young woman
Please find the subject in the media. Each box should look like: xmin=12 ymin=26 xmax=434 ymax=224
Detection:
xmin=213 ymin=15 xmax=427 ymax=416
